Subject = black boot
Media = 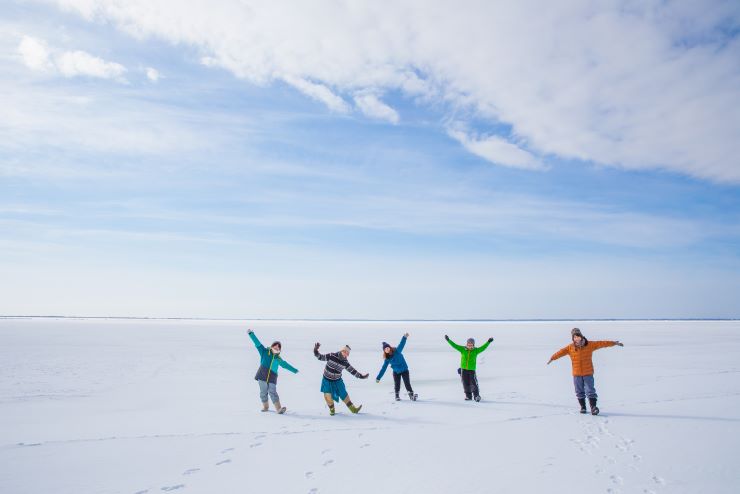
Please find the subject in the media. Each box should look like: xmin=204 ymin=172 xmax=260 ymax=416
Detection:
xmin=589 ymin=397 xmax=599 ymax=415
xmin=578 ymin=398 xmax=587 ymax=414
xmin=395 ymin=393 xmax=401 ymax=401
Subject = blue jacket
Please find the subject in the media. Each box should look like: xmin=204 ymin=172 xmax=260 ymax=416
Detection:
xmin=376 ymin=335 xmax=409 ymax=380
xmin=249 ymin=332 xmax=298 ymax=384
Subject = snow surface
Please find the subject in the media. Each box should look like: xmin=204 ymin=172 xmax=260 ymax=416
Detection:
xmin=1 ymin=318 xmax=739 ymax=493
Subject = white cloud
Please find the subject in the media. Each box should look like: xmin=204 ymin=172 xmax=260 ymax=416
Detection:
xmin=37 ymin=1 xmax=740 ymax=182
xmin=56 ymin=50 xmax=126 ymax=80
xmin=282 ymin=76 xmax=349 ymax=113
xmin=18 ymin=36 xmax=51 ymax=70
xmin=16 ymin=34 xmax=127 ymax=82
xmin=448 ymin=127 xmax=544 ymax=170
xmin=354 ymin=91 xmax=399 ymax=124
xmin=145 ymin=67 xmax=160 ymax=82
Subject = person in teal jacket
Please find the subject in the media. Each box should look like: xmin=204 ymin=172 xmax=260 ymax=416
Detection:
xmin=248 ymin=329 xmax=298 ymax=414
xmin=445 ymin=334 xmax=493 ymax=402
xmin=376 ymin=333 xmax=418 ymax=401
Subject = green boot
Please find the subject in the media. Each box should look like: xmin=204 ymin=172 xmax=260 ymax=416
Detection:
xmin=328 ymin=405 xmax=335 ymax=416
xmin=346 ymin=401 xmax=363 ymax=414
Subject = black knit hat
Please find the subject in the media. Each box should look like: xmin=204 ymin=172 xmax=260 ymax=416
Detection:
xmin=271 ymin=341 xmax=282 ymax=350
xmin=382 ymin=342 xmax=391 ymax=350
xmin=571 ymin=328 xmax=583 ymax=339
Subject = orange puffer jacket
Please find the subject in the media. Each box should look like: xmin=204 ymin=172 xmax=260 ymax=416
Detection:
xmin=550 ymin=340 xmax=617 ymax=376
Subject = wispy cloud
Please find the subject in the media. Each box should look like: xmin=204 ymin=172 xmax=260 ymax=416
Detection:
xmin=447 ymin=126 xmax=543 ymax=170
xmin=43 ymin=0 xmax=740 ymax=182
xmin=18 ymin=35 xmax=126 ymax=82
xmin=354 ymin=91 xmax=399 ymax=124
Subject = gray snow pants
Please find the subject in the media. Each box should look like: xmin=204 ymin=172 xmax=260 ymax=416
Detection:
xmin=258 ymin=380 xmax=279 ymax=404
xmin=573 ymin=375 xmax=597 ymax=399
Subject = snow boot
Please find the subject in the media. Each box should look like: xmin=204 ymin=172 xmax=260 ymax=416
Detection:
xmin=274 ymin=401 xmax=286 ymax=414
xmin=589 ymin=397 xmax=599 ymax=416
xmin=261 ymin=402 xmax=269 ymax=412
xmin=395 ymin=394 xmax=401 ymax=401
xmin=409 ymin=392 xmax=418 ymax=401
xmin=474 ymin=395 xmax=481 ymax=402
xmin=578 ymin=398 xmax=587 ymax=414
xmin=346 ymin=401 xmax=362 ymax=414
xmin=328 ymin=405 xmax=335 ymax=416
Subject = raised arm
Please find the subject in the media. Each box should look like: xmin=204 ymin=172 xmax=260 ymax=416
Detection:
xmin=445 ymin=335 xmax=464 ymax=352
xmin=548 ymin=345 xmax=570 ymax=364
xmin=396 ymin=333 xmax=408 ymax=353
xmin=376 ymin=359 xmax=391 ymax=381
xmin=248 ymin=330 xmax=265 ymax=352
xmin=314 ymin=342 xmax=327 ymax=361
xmin=278 ymin=358 xmax=299 ymax=374
xmin=476 ymin=338 xmax=494 ymax=354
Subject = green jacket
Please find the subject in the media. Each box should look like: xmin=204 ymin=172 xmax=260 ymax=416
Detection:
xmin=446 ymin=338 xmax=492 ymax=370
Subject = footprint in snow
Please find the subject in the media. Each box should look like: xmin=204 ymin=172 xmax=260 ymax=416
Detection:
xmin=134 ymin=490 xmax=149 ymax=494
xmin=632 ymin=454 xmax=642 ymax=462
xmin=221 ymin=447 xmax=234 ymax=454
xmin=651 ymin=474 xmax=666 ymax=485
xmin=183 ymin=468 xmax=200 ymax=476
xmin=610 ymin=474 xmax=623 ymax=485
xmin=323 ymin=459 xmax=334 ymax=467
xmin=216 ymin=459 xmax=231 ymax=466
xmin=161 ymin=485 xmax=185 ymax=492
xmin=321 ymin=449 xmax=331 ymax=455
xmin=250 ymin=442 xmax=262 ymax=448
xmin=254 ymin=434 xmax=266 ymax=440
xmin=360 ymin=443 xmax=370 ymax=448
xmin=305 ymin=471 xmax=314 ymax=479
xmin=308 ymin=489 xmax=318 ymax=494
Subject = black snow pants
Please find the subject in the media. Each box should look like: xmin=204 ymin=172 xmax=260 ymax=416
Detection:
xmin=393 ymin=370 xmax=413 ymax=396
xmin=460 ymin=369 xmax=479 ymax=399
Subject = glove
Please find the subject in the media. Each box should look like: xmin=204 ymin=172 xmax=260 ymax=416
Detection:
xmin=314 ymin=342 xmax=321 ymax=351
xmin=360 ymin=373 xmax=369 ymax=379
xmin=488 ymin=337 xmax=494 ymax=343
xmin=247 ymin=329 xmax=254 ymax=334
xmin=376 ymin=379 xmax=380 ymax=383
xmin=547 ymin=359 xmax=552 ymax=365
xmin=444 ymin=334 xmax=450 ymax=341
xmin=404 ymin=332 xmax=409 ymax=338
xmin=616 ymin=341 xmax=624 ymax=347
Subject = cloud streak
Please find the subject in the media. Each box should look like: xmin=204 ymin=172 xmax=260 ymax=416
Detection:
xmin=43 ymin=0 xmax=740 ymax=181
xmin=18 ymin=35 xmax=126 ymax=81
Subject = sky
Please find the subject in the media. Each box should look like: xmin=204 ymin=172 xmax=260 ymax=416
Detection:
xmin=1 ymin=0 xmax=739 ymax=319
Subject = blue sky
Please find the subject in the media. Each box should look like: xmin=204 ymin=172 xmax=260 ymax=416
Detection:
xmin=1 ymin=1 xmax=739 ymax=318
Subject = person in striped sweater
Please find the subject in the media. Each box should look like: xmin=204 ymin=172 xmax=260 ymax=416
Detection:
xmin=313 ymin=342 xmax=369 ymax=415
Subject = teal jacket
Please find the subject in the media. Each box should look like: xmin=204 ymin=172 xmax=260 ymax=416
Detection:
xmin=249 ymin=332 xmax=298 ymax=384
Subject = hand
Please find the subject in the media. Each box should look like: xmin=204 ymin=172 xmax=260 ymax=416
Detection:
xmin=314 ymin=342 xmax=321 ymax=351
xmin=616 ymin=341 xmax=624 ymax=347
xmin=247 ymin=329 xmax=254 ymax=334
xmin=404 ymin=332 xmax=409 ymax=338
xmin=376 ymin=379 xmax=380 ymax=383
xmin=488 ymin=337 xmax=494 ymax=343
xmin=547 ymin=359 xmax=552 ymax=365
xmin=444 ymin=334 xmax=450 ymax=341
xmin=360 ymin=373 xmax=369 ymax=379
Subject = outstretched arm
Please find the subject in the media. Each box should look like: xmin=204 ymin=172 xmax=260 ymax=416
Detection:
xmin=396 ymin=333 xmax=409 ymax=353
xmin=445 ymin=335 xmax=464 ymax=352
xmin=279 ymin=358 xmax=299 ymax=374
xmin=248 ymin=330 xmax=265 ymax=351
xmin=592 ymin=340 xmax=622 ymax=350
xmin=476 ymin=338 xmax=494 ymax=354
xmin=314 ymin=342 xmax=327 ymax=361
xmin=376 ymin=359 xmax=391 ymax=382
xmin=547 ymin=346 xmax=569 ymax=364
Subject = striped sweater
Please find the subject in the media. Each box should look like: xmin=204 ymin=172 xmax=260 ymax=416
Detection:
xmin=314 ymin=348 xmax=364 ymax=381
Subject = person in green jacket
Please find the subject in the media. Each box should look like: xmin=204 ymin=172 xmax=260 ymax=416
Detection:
xmin=248 ymin=329 xmax=298 ymax=414
xmin=445 ymin=335 xmax=493 ymax=402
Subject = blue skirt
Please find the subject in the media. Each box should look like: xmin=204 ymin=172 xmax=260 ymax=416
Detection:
xmin=320 ymin=377 xmax=348 ymax=402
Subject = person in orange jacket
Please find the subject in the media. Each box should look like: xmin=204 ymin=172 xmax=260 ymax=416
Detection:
xmin=547 ymin=327 xmax=623 ymax=415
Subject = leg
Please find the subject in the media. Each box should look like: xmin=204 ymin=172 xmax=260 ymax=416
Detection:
xmin=471 ymin=371 xmax=480 ymax=400
xmin=584 ymin=375 xmax=599 ymax=415
xmin=401 ymin=371 xmax=413 ymax=393
xmin=268 ymin=383 xmax=282 ymax=411
xmin=461 ymin=370 xmax=473 ymax=399
xmin=258 ymin=381 xmax=269 ymax=410
xmin=392 ymin=372 xmax=401 ymax=397
xmin=573 ymin=376 xmax=586 ymax=400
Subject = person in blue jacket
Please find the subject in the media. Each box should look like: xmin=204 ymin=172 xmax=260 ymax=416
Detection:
xmin=376 ymin=332 xmax=418 ymax=401
xmin=247 ymin=329 xmax=298 ymax=414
